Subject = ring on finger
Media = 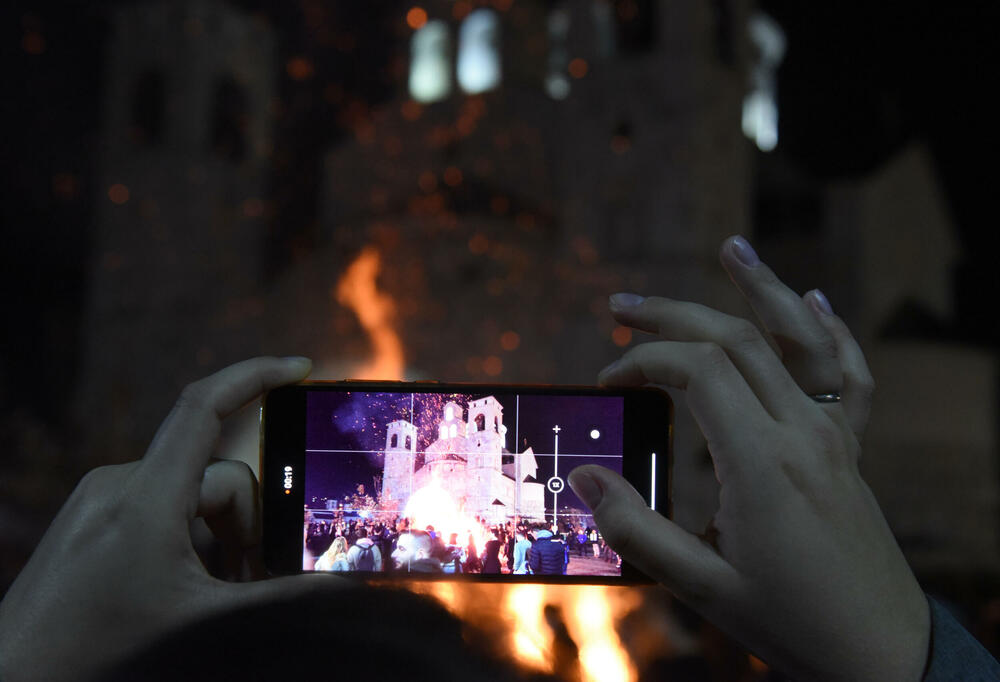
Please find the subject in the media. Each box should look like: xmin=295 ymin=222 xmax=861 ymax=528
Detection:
xmin=808 ymin=392 xmax=842 ymax=403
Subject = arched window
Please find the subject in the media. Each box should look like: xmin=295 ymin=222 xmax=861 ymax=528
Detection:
xmin=742 ymin=12 xmax=785 ymax=152
xmin=545 ymin=8 xmax=570 ymax=100
xmin=131 ymin=69 xmax=166 ymax=144
xmin=445 ymin=405 xmax=454 ymax=421
xmin=390 ymin=433 xmax=398 ymax=448
xmin=405 ymin=435 xmax=412 ymax=450
xmin=409 ymin=20 xmax=451 ymax=103
xmin=449 ymin=423 xmax=457 ymax=438
xmin=475 ymin=414 xmax=486 ymax=432
xmin=210 ymin=75 xmax=248 ymax=162
xmin=457 ymin=9 xmax=501 ymax=94
xmin=494 ymin=416 xmax=499 ymax=433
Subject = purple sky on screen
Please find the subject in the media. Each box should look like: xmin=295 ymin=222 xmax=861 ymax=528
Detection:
xmin=304 ymin=390 xmax=623 ymax=510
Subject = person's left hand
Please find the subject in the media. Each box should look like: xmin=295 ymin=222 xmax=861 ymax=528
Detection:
xmin=0 ymin=357 xmax=338 ymax=682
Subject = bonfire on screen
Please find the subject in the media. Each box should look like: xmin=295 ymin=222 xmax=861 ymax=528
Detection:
xmin=302 ymin=390 xmax=625 ymax=576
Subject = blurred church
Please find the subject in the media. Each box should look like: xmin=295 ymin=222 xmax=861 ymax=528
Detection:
xmin=73 ymin=0 xmax=999 ymax=588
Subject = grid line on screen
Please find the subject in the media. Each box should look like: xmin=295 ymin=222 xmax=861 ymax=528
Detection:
xmin=305 ymin=448 xmax=622 ymax=458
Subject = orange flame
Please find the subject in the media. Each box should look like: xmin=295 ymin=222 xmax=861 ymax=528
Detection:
xmin=422 ymin=583 xmax=639 ymax=682
xmin=336 ymin=246 xmax=405 ymax=380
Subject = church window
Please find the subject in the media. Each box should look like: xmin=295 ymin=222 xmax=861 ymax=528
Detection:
xmin=457 ymin=9 xmax=501 ymax=95
xmin=405 ymin=435 xmax=412 ymax=450
xmin=209 ymin=75 xmax=249 ymax=162
xmin=494 ymin=416 xmax=499 ymax=433
xmin=450 ymin=423 xmax=457 ymax=438
xmin=131 ymin=69 xmax=166 ymax=145
xmin=409 ymin=19 xmax=451 ymax=103
xmin=445 ymin=405 xmax=453 ymax=421
xmin=742 ymin=11 xmax=785 ymax=152
xmin=391 ymin=433 xmax=398 ymax=448
xmin=545 ymin=7 xmax=570 ymax=100
xmin=475 ymin=414 xmax=486 ymax=431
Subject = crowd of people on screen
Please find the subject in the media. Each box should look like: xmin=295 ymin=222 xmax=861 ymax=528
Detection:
xmin=304 ymin=513 xmax=622 ymax=575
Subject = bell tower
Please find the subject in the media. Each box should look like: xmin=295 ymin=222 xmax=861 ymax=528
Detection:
xmin=437 ymin=400 xmax=467 ymax=441
xmin=466 ymin=396 xmax=506 ymax=466
xmin=75 ymin=0 xmax=274 ymax=462
xmin=382 ymin=419 xmax=417 ymax=509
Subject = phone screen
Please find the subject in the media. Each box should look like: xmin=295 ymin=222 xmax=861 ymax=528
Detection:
xmin=263 ymin=382 xmax=670 ymax=582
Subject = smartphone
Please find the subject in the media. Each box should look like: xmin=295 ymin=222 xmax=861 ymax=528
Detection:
xmin=261 ymin=381 xmax=671 ymax=583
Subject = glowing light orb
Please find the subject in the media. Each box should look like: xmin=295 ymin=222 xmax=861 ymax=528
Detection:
xmin=590 ymin=429 xmax=600 ymax=439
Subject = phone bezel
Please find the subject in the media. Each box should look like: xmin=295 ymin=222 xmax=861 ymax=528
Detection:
xmin=261 ymin=380 xmax=672 ymax=584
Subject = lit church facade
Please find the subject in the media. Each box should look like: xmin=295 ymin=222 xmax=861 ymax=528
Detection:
xmin=380 ymin=396 xmax=546 ymax=523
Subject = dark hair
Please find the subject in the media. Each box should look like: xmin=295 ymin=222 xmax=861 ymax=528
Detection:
xmin=356 ymin=527 xmax=368 ymax=539
xmin=98 ymin=585 xmax=556 ymax=682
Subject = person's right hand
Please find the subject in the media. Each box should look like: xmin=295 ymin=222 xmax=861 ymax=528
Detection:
xmin=0 ymin=357 xmax=341 ymax=682
xmin=569 ymin=236 xmax=930 ymax=682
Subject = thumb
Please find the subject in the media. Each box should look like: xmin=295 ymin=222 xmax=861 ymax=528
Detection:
xmin=197 ymin=459 xmax=263 ymax=580
xmin=213 ymin=572 xmax=351 ymax=616
xmin=568 ymin=465 xmax=736 ymax=607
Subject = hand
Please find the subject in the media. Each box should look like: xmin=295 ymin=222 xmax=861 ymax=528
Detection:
xmin=0 ymin=357 xmax=338 ymax=682
xmin=569 ymin=236 xmax=930 ymax=682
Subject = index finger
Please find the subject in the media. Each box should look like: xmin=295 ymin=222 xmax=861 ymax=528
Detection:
xmin=140 ymin=356 xmax=312 ymax=516
xmin=718 ymin=236 xmax=841 ymax=395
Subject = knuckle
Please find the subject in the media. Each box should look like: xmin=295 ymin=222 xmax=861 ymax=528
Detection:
xmin=695 ymin=342 xmax=729 ymax=371
xmin=728 ymin=318 xmax=765 ymax=352
xmin=815 ymin=333 xmax=839 ymax=362
xmin=808 ymin=418 xmax=842 ymax=451
xmin=75 ymin=466 xmax=108 ymax=494
xmin=177 ymin=381 xmax=212 ymax=414
xmin=76 ymin=463 xmax=129 ymax=491
xmin=72 ymin=464 xmax=138 ymax=523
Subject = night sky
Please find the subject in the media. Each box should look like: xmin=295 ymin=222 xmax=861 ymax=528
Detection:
xmin=304 ymin=389 xmax=624 ymax=512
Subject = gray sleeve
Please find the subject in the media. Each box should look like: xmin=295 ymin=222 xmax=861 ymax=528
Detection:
xmin=924 ymin=596 xmax=1000 ymax=681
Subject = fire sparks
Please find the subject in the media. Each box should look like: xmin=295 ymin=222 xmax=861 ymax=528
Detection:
xmin=336 ymin=246 xmax=405 ymax=380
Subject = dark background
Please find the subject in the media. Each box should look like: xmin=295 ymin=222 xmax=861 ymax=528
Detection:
xmin=2 ymin=1 xmax=997 ymax=425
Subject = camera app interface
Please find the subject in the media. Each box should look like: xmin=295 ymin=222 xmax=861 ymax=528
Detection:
xmin=303 ymin=390 xmax=624 ymax=577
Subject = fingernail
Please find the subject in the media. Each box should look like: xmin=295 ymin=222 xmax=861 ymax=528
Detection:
xmin=610 ymin=293 xmax=645 ymax=309
xmin=569 ymin=469 xmax=604 ymax=509
xmin=597 ymin=358 xmax=623 ymax=384
xmin=807 ymin=289 xmax=834 ymax=315
xmin=283 ymin=356 xmax=312 ymax=370
xmin=730 ymin=235 xmax=760 ymax=267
